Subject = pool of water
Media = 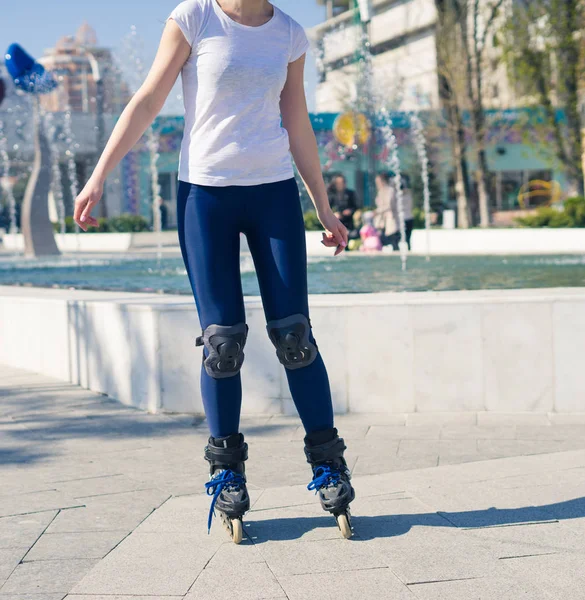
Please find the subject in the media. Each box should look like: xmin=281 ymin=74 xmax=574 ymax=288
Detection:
xmin=0 ymin=253 xmax=584 ymax=295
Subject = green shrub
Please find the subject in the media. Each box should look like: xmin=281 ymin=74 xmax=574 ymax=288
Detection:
xmin=52 ymin=214 xmax=149 ymax=233
xmin=515 ymin=197 xmax=585 ymax=228
xmin=303 ymin=210 xmax=323 ymax=231
xmin=564 ymin=197 xmax=585 ymax=226
xmin=412 ymin=207 xmax=426 ymax=229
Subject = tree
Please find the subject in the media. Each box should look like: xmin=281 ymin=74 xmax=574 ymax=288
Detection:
xmin=502 ymin=0 xmax=584 ymax=195
xmin=434 ymin=0 xmax=474 ymax=228
xmin=460 ymin=0 xmax=506 ymax=227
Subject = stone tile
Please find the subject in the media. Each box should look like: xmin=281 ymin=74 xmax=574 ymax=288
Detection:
xmin=398 ymin=439 xmax=478 ymax=460
xmin=0 ymin=595 xmax=66 ymax=600
xmin=482 ymin=303 xmax=554 ymax=412
xmin=279 ymin=568 xmax=413 ymax=600
xmin=548 ymin=413 xmax=585 ymax=425
xmin=70 ymin=533 xmax=220 ymax=596
xmin=24 ymin=531 xmax=128 ymax=561
xmin=250 ymin=485 xmax=316 ymax=512
xmin=410 ymin=573 xmax=552 ymax=600
xmin=0 ymin=491 xmax=83 ymax=519
xmin=185 ymin=562 xmax=286 ymax=600
xmin=440 ymin=425 xmax=516 ymax=440
xmin=351 ymin=494 xmax=503 ymax=583
xmin=352 ymin=453 xmax=438 ymax=477
xmin=246 ymin=503 xmax=344 ymax=544
xmin=45 ymin=489 xmax=170 ymax=534
xmin=502 ymin=552 xmax=585 ymax=599
xmin=465 ymin=521 xmax=585 ymax=558
xmin=0 ymin=559 xmax=98 ymax=594
xmin=0 ymin=548 xmax=27 ymax=584
xmin=477 ymin=439 xmax=584 ymax=459
xmin=54 ymin=475 xmax=147 ymax=500
xmin=412 ymin=304 xmax=483 ymax=412
xmin=366 ymin=425 xmax=441 ymax=439
xmin=257 ymin=538 xmax=386 ymax=577
xmin=516 ymin=425 xmax=585 ymax=441
xmin=66 ymin=597 xmax=180 ymax=600
xmin=346 ymin=305 xmax=414 ymax=413
xmin=477 ymin=413 xmax=551 ymax=426
xmin=203 ymin=538 xmax=267 ymax=569
xmin=553 ymin=301 xmax=585 ymax=413
xmin=0 ymin=512 xmax=57 ymax=550
xmin=407 ymin=412 xmax=477 ymax=426
xmin=335 ymin=413 xmax=407 ymax=426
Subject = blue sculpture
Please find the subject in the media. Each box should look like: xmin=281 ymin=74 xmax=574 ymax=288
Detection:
xmin=5 ymin=44 xmax=57 ymax=95
xmin=4 ymin=43 xmax=60 ymax=256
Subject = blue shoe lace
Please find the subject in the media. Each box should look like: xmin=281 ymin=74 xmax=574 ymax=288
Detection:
xmin=307 ymin=465 xmax=341 ymax=493
xmin=204 ymin=469 xmax=246 ymax=533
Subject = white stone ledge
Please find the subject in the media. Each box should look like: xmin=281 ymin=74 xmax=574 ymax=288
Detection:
xmin=4 ymin=228 xmax=585 ymax=255
xmin=1 ymin=285 xmax=584 ymax=415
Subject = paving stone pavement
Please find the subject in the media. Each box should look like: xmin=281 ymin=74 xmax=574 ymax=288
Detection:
xmin=2 ymin=363 xmax=585 ymax=599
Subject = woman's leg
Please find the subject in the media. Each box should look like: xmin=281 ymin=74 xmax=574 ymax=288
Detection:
xmin=177 ymin=181 xmax=247 ymax=439
xmin=243 ymin=178 xmax=334 ymax=435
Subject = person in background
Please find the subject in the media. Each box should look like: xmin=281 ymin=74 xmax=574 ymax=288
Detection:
xmin=374 ymin=172 xmax=399 ymax=251
xmin=359 ymin=211 xmax=382 ymax=252
xmin=327 ymin=174 xmax=357 ymax=232
xmin=401 ymin=175 xmax=414 ymax=251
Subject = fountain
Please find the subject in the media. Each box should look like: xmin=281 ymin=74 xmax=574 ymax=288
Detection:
xmin=119 ymin=26 xmax=163 ymax=262
xmin=410 ymin=111 xmax=432 ymax=260
xmin=61 ymin=105 xmax=82 ymax=253
xmin=0 ymin=118 xmax=18 ymax=236
xmin=45 ymin=112 xmax=66 ymax=235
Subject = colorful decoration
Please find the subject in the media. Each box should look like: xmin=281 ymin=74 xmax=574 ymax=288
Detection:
xmin=5 ymin=44 xmax=57 ymax=95
xmin=518 ymin=180 xmax=561 ymax=209
xmin=332 ymin=111 xmax=371 ymax=148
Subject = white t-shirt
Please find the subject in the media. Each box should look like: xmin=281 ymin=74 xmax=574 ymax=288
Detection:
xmin=169 ymin=0 xmax=310 ymax=186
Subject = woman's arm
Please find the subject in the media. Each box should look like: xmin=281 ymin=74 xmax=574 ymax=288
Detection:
xmin=74 ymin=20 xmax=191 ymax=230
xmin=280 ymin=56 xmax=348 ymax=255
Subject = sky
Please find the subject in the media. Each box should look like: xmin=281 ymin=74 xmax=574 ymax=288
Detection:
xmin=1 ymin=0 xmax=327 ymax=111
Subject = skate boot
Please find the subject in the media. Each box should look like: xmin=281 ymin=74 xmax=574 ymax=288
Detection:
xmin=204 ymin=433 xmax=250 ymax=544
xmin=304 ymin=428 xmax=355 ymax=539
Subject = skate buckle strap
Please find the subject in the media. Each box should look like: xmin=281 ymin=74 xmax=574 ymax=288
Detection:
xmin=204 ymin=469 xmax=245 ymax=534
xmin=307 ymin=465 xmax=341 ymax=493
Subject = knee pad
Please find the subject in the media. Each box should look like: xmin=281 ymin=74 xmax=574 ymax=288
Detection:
xmin=196 ymin=323 xmax=248 ymax=379
xmin=266 ymin=314 xmax=318 ymax=370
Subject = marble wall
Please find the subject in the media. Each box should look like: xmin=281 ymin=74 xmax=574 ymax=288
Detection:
xmin=1 ymin=286 xmax=584 ymax=415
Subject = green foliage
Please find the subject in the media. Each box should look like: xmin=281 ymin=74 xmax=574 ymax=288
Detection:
xmin=52 ymin=214 xmax=149 ymax=233
xmin=412 ymin=207 xmax=426 ymax=229
xmin=303 ymin=210 xmax=323 ymax=231
xmin=515 ymin=197 xmax=585 ymax=227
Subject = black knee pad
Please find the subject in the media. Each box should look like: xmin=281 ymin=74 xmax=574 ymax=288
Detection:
xmin=266 ymin=314 xmax=318 ymax=370
xmin=196 ymin=323 xmax=248 ymax=379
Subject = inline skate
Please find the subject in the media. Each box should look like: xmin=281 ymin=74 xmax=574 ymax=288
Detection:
xmin=204 ymin=433 xmax=250 ymax=544
xmin=304 ymin=428 xmax=355 ymax=538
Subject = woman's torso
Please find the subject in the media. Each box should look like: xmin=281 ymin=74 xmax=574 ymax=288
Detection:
xmin=171 ymin=0 xmax=308 ymax=187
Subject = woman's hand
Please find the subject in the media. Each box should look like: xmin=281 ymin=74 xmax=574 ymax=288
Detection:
xmin=318 ymin=208 xmax=348 ymax=256
xmin=74 ymin=178 xmax=103 ymax=231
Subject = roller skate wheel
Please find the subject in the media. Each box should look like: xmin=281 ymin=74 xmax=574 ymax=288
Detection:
xmin=221 ymin=513 xmax=243 ymax=544
xmin=336 ymin=512 xmax=352 ymax=539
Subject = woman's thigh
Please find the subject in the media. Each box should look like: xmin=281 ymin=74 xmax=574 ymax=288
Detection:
xmin=243 ymin=178 xmax=309 ymax=321
xmin=177 ymin=181 xmax=246 ymax=328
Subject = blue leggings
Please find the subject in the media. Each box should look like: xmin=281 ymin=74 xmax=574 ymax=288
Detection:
xmin=177 ymin=177 xmax=334 ymax=439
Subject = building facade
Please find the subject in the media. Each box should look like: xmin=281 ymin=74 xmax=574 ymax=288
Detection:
xmin=38 ymin=23 xmax=130 ymax=115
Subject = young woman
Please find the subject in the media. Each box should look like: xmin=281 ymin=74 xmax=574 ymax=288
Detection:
xmin=73 ymin=0 xmax=355 ymax=543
